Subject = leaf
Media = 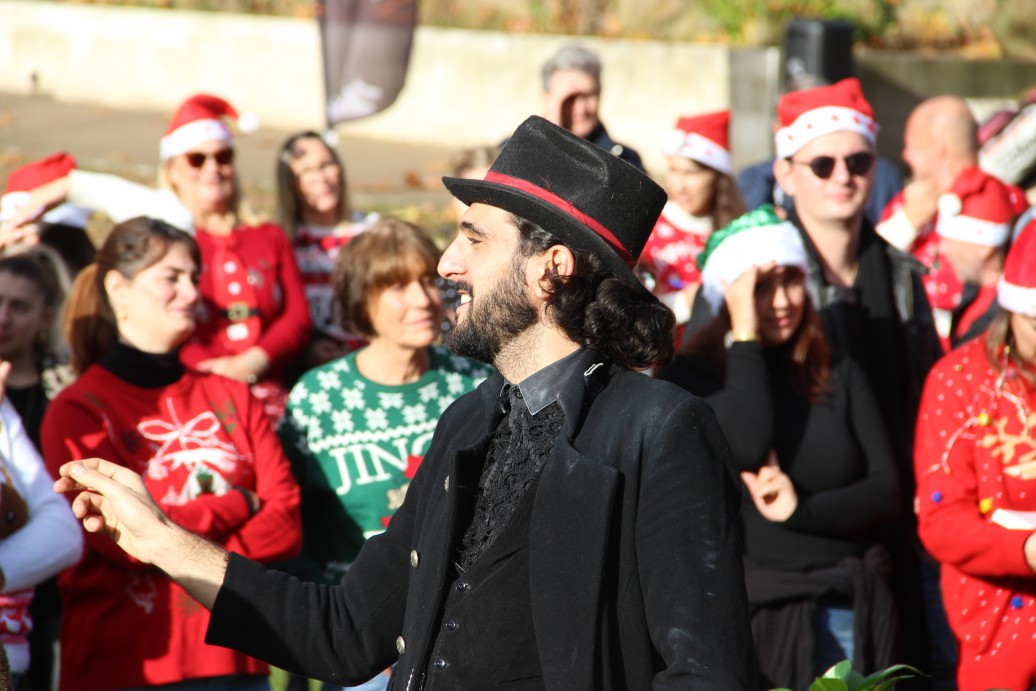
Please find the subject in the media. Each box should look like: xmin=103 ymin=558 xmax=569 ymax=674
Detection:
xmin=810 ymin=680 xmax=849 ymax=691
xmin=857 ymin=663 xmax=924 ymax=690
xmin=823 ymin=660 xmax=854 ymax=679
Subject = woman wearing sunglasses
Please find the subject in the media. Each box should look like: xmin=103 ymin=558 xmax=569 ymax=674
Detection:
xmin=658 ymin=206 xmax=901 ymax=689
xmin=3 ymin=95 xmax=312 ymax=425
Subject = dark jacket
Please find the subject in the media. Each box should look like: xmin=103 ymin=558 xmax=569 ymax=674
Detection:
xmin=207 ymin=350 xmax=757 ymax=690
xmin=586 ymin=122 xmax=645 ymax=172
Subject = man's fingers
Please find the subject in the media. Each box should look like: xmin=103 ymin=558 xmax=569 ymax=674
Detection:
xmin=61 ymin=459 xmax=144 ymax=495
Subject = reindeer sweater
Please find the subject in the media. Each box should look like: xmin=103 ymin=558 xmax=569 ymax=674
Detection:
xmin=41 ymin=350 xmax=301 ymax=691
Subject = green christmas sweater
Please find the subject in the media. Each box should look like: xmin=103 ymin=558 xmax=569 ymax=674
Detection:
xmin=277 ymin=345 xmax=493 ymax=585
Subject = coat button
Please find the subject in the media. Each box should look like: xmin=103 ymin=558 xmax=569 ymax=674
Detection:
xmin=444 ymin=475 xmax=450 ymax=492
xmin=432 ymin=658 xmax=448 ymax=670
xmin=455 ymin=580 xmax=470 ymax=592
xmin=395 ymin=636 xmax=406 ymax=654
xmin=444 ymin=619 xmax=458 ymax=632
xmin=410 ymin=550 xmax=420 ymax=568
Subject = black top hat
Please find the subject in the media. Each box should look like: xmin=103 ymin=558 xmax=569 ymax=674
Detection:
xmin=443 ymin=116 xmax=666 ymax=287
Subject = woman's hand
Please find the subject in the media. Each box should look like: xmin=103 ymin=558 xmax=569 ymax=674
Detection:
xmin=723 ymin=261 xmax=775 ymax=340
xmin=196 ymin=347 xmax=269 ymax=384
xmin=740 ymin=453 xmax=798 ymax=522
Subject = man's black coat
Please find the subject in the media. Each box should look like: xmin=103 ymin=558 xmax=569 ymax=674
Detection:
xmin=208 ymin=351 xmax=758 ymax=690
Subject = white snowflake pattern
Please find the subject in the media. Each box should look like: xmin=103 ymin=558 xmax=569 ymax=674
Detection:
xmin=317 ymin=369 xmax=342 ymax=391
xmin=341 ymin=387 xmax=365 ymax=409
xmin=309 ymin=391 xmax=333 ymax=415
xmin=289 ymin=405 xmax=311 ymax=430
xmin=332 ymin=358 xmax=352 ymax=373
xmin=292 ymin=381 xmax=310 ymax=401
xmin=403 ymin=404 xmax=428 ymax=425
xmin=419 ymin=382 xmax=440 ymax=403
xmin=450 ymin=355 xmax=471 ymax=372
xmin=379 ymin=392 xmax=405 ymax=410
xmin=365 ymin=408 xmax=389 ymax=430
xmin=445 ymin=372 xmax=465 ymax=395
xmin=331 ymin=409 xmax=354 ymax=433
xmin=307 ymin=417 xmax=323 ymax=440
xmin=438 ymin=395 xmax=455 ymax=412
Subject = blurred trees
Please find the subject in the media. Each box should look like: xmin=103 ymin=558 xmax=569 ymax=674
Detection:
xmin=51 ymin=0 xmax=1036 ymax=58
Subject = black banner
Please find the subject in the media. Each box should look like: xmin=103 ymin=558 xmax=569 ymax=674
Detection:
xmin=317 ymin=0 xmax=417 ymax=127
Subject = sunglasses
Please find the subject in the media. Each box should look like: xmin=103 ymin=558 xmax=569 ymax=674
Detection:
xmin=184 ymin=149 xmax=235 ymax=169
xmin=787 ymin=151 xmax=875 ymax=179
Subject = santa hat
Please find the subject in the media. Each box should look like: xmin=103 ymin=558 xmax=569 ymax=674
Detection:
xmin=935 ymin=168 xmax=1014 ymax=247
xmin=159 ymin=94 xmax=258 ymax=161
xmin=698 ymin=204 xmax=809 ymax=314
xmin=774 ymin=77 xmax=879 ymax=159
xmin=997 ymin=219 xmax=1036 ymax=317
xmin=661 ymin=110 xmax=733 ymax=176
xmin=0 ymin=152 xmax=91 ymax=228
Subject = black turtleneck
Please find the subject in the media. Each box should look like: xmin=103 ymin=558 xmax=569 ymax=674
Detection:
xmin=100 ymin=341 xmax=185 ymax=388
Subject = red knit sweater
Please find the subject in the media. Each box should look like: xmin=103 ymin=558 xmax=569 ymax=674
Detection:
xmin=915 ymin=339 xmax=1036 ymax=691
xmin=181 ymin=222 xmax=312 ymax=376
xmin=42 ymin=365 xmax=301 ymax=691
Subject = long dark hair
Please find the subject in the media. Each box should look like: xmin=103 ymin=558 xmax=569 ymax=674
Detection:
xmin=681 ymin=295 xmax=831 ymax=401
xmin=712 ymin=172 xmax=748 ymax=230
xmin=512 ymin=215 xmax=675 ymax=370
xmin=276 ymin=131 xmax=349 ymax=239
xmin=63 ymin=217 xmax=200 ymax=374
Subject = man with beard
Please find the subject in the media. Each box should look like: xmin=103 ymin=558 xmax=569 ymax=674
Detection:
xmin=52 ymin=116 xmax=757 ymax=690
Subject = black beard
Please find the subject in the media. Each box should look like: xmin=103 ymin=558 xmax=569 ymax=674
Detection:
xmin=445 ymin=255 xmax=538 ymax=365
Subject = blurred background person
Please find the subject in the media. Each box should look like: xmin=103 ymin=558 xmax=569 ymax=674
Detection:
xmin=640 ymin=110 xmax=746 ymax=326
xmin=0 ymin=249 xmax=75 ymax=691
xmin=659 ymin=206 xmax=900 ymax=689
xmin=5 ymin=95 xmax=313 ymax=425
xmin=42 ymin=216 xmax=301 ymax=691
xmin=276 ymin=131 xmax=378 ymax=374
xmin=914 ymin=219 xmax=1036 ymax=691
xmin=876 ymin=96 xmax=1029 ymax=350
xmin=0 ymin=152 xmax=97 ymax=279
xmin=924 ymin=169 xmax=1018 ymax=349
xmin=539 ymin=43 xmax=643 ymax=171
xmin=737 ymin=75 xmax=903 ymax=228
xmin=0 ymin=360 xmax=82 ymax=691
xmin=277 ymin=217 xmax=492 ymax=691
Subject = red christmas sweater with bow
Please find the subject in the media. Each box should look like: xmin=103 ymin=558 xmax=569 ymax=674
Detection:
xmin=42 ymin=366 xmax=301 ymax=691
xmin=915 ymin=339 xmax=1036 ymax=691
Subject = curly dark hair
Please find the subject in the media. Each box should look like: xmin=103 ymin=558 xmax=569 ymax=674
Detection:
xmin=511 ymin=214 xmax=675 ymax=370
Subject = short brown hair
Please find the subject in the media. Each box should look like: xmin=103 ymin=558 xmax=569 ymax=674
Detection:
xmin=333 ymin=217 xmax=440 ymax=338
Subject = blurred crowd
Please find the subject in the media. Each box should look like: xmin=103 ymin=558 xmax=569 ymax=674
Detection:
xmin=1 ymin=39 xmax=1036 ymax=691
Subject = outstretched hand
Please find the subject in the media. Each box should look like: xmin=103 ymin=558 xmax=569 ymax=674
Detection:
xmin=54 ymin=458 xmax=170 ymax=564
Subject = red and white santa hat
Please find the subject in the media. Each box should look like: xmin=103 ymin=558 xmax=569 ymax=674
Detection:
xmin=774 ymin=77 xmax=879 ymax=159
xmin=661 ymin=110 xmax=733 ymax=176
xmin=159 ymin=94 xmax=258 ymax=161
xmin=0 ymin=152 xmax=91 ymax=228
xmin=935 ymin=168 xmax=1014 ymax=247
xmin=997 ymin=217 xmax=1036 ymax=317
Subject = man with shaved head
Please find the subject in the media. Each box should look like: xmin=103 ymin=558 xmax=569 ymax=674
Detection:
xmin=877 ymin=96 xmax=1028 ymax=349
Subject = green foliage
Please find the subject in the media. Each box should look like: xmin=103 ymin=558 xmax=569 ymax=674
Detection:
xmin=770 ymin=660 xmax=924 ymax=691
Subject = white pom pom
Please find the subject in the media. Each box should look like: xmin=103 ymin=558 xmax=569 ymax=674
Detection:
xmin=938 ymin=193 xmax=962 ymax=219
xmin=237 ymin=112 xmax=260 ymax=134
